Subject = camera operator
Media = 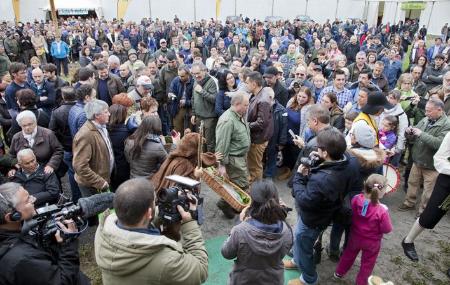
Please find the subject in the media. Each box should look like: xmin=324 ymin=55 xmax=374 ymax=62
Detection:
xmin=0 ymin=182 xmax=88 ymax=285
xmin=95 ymin=178 xmax=208 ymax=285
xmin=286 ymin=128 xmax=359 ymax=285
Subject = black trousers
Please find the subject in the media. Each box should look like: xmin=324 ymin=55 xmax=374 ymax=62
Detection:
xmin=419 ymin=173 xmax=450 ymax=229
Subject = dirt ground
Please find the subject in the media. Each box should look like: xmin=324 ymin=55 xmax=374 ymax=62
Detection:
xmin=75 ymin=174 xmax=450 ymax=285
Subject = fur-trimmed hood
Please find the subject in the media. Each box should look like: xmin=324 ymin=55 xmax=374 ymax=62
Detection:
xmin=348 ymin=147 xmax=385 ymax=170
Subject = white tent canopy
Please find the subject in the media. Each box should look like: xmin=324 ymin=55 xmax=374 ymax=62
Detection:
xmin=41 ymin=0 xmax=100 ymax=11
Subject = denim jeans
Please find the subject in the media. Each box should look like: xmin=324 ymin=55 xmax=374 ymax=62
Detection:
xmin=263 ymin=143 xmax=278 ymax=178
xmin=158 ymin=104 xmax=171 ymax=135
xmin=293 ymin=216 xmax=321 ymax=285
xmin=63 ymin=151 xmax=81 ymax=204
xmin=329 ymin=223 xmax=350 ymax=253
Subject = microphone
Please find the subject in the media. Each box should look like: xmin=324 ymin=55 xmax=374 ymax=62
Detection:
xmin=78 ymin=192 xmax=114 ymax=218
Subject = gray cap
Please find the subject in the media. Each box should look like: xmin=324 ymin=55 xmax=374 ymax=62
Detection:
xmin=352 ymin=121 xmax=376 ymax=148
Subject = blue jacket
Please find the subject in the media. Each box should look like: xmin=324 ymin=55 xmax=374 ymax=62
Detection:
xmin=50 ymin=41 xmax=70 ymax=59
xmin=168 ymin=76 xmax=194 ymax=117
xmin=215 ymin=90 xmax=232 ymax=117
xmin=381 ymin=57 xmax=402 ymax=90
xmin=28 ymin=80 xmax=56 ymax=112
xmin=5 ymin=81 xmax=29 ymax=113
xmin=426 ymin=45 xmax=445 ymax=61
xmin=68 ymin=101 xmax=87 ymax=138
xmin=293 ymin=153 xmax=360 ymax=228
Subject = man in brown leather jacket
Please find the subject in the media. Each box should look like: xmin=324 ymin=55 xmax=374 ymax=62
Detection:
xmin=245 ymin=71 xmax=273 ymax=182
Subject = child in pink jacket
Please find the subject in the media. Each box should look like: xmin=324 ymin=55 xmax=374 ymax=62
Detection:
xmin=334 ymin=174 xmax=393 ymax=285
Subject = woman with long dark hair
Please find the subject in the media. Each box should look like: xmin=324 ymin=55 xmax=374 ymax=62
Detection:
xmin=125 ymin=115 xmax=168 ymax=179
xmin=108 ymin=104 xmax=132 ymax=190
xmin=221 ymin=179 xmax=293 ymax=285
xmin=215 ymin=69 xmax=238 ymax=117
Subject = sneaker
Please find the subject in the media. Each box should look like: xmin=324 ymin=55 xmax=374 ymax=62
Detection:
xmin=283 ymin=259 xmax=298 ymax=270
xmin=401 ymin=238 xmax=419 ymax=261
xmin=368 ymin=275 xmax=394 ymax=285
xmin=397 ymin=203 xmax=415 ymax=212
xmin=216 ymin=200 xmax=236 ymax=219
xmin=287 ymin=279 xmax=306 ymax=285
xmin=326 ymin=247 xmax=340 ymax=262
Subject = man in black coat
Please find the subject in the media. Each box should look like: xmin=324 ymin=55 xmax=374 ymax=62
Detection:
xmin=10 ymin=149 xmax=60 ymax=208
xmin=43 ymin=63 xmax=69 ymax=107
xmin=263 ymin=66 xmax=289 ymax=107
xmin=286 ymin=128 xmax=360 ymax=285
xmin=0 ymin=182 xmax=88 ymax=285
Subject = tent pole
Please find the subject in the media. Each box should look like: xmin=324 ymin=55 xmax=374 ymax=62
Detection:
xmin=427 ymin=1 xmax=435 ymax=29
xmin=49 ymin=0 xmax=58 ymax=28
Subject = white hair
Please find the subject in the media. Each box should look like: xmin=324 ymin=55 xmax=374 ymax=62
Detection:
xmin=16 ymin=110 xmax=37 ymax=126
xmin=85 ymin=99 xmax=109 ymax=120
xmin=108 ymin=55 xmax=120 ymax=65
xmin=17 ymin=148 xmax=35 ymax=163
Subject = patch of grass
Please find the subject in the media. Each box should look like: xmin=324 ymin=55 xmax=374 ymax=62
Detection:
xmin=79 ymin=243 xmax=102 ymax=285
xmin=402 ymin=270 xmax=427 ymax=285
xmin=390 ymin=255 xmax=405 ymax=266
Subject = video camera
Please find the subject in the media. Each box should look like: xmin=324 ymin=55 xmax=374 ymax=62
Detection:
xmin=22 ymin=192 xmax=114 ymax=247
xmin=157 ymin=175 xmax=202 ymax=225
xmin=300 ymin=152 xmax=322 ymax=168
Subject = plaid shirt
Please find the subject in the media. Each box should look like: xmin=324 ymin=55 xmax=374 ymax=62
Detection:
xmin=317 ymin=85 xmax=354 ymax=108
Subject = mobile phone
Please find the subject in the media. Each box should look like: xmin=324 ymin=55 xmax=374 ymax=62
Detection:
xmin=288 ymin=129 xmax=297 ymax=139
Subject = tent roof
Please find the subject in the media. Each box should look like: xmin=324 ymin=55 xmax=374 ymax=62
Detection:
xmin=41 ymin=0 xmax=100 ymax=10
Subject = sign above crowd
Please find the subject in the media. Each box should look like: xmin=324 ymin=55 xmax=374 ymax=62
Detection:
xmin=58 ymin=8 xmax=90 ymax=15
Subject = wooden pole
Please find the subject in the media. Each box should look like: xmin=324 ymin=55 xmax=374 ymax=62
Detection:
xmin=49 ymin=0 xmax=58 ymax=28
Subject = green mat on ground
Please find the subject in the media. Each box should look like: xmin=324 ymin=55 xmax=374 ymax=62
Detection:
xmin=204 ymin=235 xmax=300 ymax=285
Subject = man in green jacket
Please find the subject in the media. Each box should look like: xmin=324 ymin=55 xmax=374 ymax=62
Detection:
xmin=215 ymin=91 xmax=251 ymax=218
xmin=399 ymin=98 xmax=450 ymax=215
xmin=95 ymin=178 xmax=208 ymax=285
xmin=190 ymin=62 xmax=218 ymax=152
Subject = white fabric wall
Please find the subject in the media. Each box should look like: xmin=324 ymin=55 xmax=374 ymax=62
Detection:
xmin=366 ymin=1 xmax=379 ymax=28
xmin=2 ymin=0 xmax=449 ymax=35
xmin=419 ymin=1 xmax=450 ymax=36
xmin=0 ymin=0 xmax=16 ymax=22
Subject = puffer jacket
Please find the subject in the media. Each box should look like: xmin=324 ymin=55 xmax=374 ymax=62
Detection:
xmin=347 ymin=147 xmax=385 ymax=185
xmin=221 ymin=219 xmax=293 ymax=285
xmin=124 ymin=134 xmax=168 ymax=178
xmin=95 ymin=212 xmax=208 ymax=285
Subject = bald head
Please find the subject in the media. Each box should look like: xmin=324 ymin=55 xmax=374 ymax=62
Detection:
xmin=32 ymin=68 xmax=44 ymax=85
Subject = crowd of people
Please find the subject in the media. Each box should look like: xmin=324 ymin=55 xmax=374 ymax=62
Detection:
xmin=0 ymin=14 xmax=450 ymax=285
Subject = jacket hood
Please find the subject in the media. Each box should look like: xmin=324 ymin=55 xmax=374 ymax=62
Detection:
xmin=241 ymin=221 xmax=292 ymax=256
xmin=95 ymin=212 xmax=181 ymax=276
xmin=383 ymin=103 xmax=404 ymax=116
xmin=348 ymin=147 xmax=385 ymax=169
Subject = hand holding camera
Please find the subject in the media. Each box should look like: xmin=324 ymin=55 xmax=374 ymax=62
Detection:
xmin=177 ymin=193 xmax=198 ymax=223
xmin=55 ymin=219 xmax=78 ymax=243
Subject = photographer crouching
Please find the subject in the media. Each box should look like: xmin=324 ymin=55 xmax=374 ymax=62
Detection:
xmin=287 ymin=128 xmax=359 ymax=285
xmin=0 ymin=182 xmax=89 ymax=285
xmin=95 ymin=177 xmax=208 ymax=285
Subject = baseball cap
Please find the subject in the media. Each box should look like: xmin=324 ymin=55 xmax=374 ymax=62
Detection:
xmin=352 ymin=121 xmax=376 ymax=148
xmin=160 ymin=38 xmax=167 ymax=44
xmin=136 ymin=76 xmax=153 ymax=90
